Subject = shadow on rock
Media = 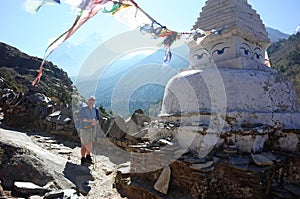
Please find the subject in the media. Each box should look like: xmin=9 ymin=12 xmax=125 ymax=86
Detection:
xmin=63 ymin=162 xmax=94 ymax=196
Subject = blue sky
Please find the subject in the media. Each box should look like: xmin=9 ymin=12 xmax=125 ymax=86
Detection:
xmin=1 ymin=0 xmax=300 ymax=59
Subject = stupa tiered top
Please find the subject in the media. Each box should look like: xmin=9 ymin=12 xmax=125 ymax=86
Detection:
xmin=193 ymin=0 xmax=269 ymax=44
xmin=188 ymin=0 xmax=270 ymax=70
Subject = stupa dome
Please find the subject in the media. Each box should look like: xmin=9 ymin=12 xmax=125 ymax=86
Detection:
xmin=161 ymin=0 xmax=300 ymax=130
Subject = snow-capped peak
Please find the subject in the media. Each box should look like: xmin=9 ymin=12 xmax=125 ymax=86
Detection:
xmin=296 ymin=25 xmax=300 ymax=33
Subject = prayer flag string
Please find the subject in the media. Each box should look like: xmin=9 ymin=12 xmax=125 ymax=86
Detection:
xmin=32 ymin=0 xmax=222 ymax=85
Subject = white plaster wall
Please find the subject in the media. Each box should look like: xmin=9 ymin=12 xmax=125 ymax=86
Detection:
xmin=162 ymin=69 xmax=300 ymax=115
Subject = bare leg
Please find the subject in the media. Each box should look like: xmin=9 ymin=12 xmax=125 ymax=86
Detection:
xmin=81 ymin=145 xmax=87 ymax=157
xmin=85 ymin=142 xmax=92 ymax=155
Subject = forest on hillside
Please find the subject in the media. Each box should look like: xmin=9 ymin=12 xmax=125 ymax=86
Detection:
xmin=268 ymin=32 xmax=300 ymax=103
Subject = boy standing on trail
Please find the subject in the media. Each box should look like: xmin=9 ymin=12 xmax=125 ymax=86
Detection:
xmin=79 ymin=96 xmax=100 ymax=165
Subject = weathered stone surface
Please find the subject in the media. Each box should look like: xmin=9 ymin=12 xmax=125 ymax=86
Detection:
xmin=260 ymin=152 xmax=277 ymax=161
xmin=62 ymin=162 xmax=94 ymax=195
xmin=184 ymin=156 xmax=206 ymax=164
xmin=43 ymin=189 xmax=78 ymax=199
xmin=14 ymin=182 xmax=49 ymax=196
xmin=235 ymin=135 xmax=254 ymax=153
xmin=215 ymin=151 xmax=229 ymax=159
xmin=251 ymin=154 xmax=273 ymax=166
xmin=229 ymin=156 xmax=250 ymax=165
xmin=43 ymin=190 xmax=64 ymax=199
xmin=223 ymin=147 xmax=238 ymax=154
xmin=0 ymin=129 xmax=73 ymax=191
xmin=106 ymin=116 xmax=127 ymax=139
xmin=279 ymin=133 xmax=299 ymax=152
xmin=57 ymin=149 xmax=72 ymax=155
xmin=191 ymin=161 xmax=214 ymax=170
xmin=253 ymin=135 xmax=269 ymax=153
xmin=130 ymin=109 xmax=151 ymax=127
xmin=117 ymin=162 xmax=131 ymax=175
xmin=153 ymin=166 xmax=171 ymax=195
xmin=284 ymin=183 xmax=300 ymax=196
xmin=271 ymin=186 xmax=292 ymax=199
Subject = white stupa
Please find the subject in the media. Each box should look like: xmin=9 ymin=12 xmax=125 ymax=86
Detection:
xmin=158 ymin=0 xmax=300 ymax=157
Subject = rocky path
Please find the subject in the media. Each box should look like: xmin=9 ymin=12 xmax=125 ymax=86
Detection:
xmin=0 ymin=128 xmax=126 ymax=199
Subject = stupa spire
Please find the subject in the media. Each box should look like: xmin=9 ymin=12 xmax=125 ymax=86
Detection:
xmin=188 ymin=0 xmax=270 ymax=70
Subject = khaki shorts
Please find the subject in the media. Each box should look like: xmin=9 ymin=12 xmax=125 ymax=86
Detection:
xmin=80 ymin=128 xmax=94 ymax=145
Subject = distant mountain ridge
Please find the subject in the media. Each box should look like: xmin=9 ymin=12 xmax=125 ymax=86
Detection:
xmin=266 ymin=27 xmax=290 ymax=43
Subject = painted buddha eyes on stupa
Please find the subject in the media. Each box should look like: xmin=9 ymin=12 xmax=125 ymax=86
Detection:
xmin=240 ymin=43 xmax=252 ymax=56
xmin=193 ymin=48 xmax=210 ymax=60
xmin=211 ymin=42 xmax=230 ymax=57
xmin=253 ymin=47 xmax=263 ymax=60
xmin=240 ymin=43 xmax=263 ymax=60
xmin=193 ymin=52 xmax=208 ymax=60
xmin=240 ymin=47 xmax=251 ymax=56
xmin=212 ymin=47 xmax=229 ymax=56
xmin=253 ymin=52 xmax=262 ymax=59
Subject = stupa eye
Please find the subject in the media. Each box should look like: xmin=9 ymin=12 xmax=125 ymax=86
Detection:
xmin=212 ymin=47 xmax=229 ymax=56
xmin=240 ymin=47 xmax=251 ymax=56
xmin=254 ymin=53 xmax=262 ymax=60
xmin=193 ymin=53 xmax=208 ymax=60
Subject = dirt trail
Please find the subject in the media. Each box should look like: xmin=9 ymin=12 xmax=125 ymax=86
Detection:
xmin=1 ymin=128 xmax=126 ymax=199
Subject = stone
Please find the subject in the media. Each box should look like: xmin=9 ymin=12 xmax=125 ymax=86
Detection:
xmin=130 ymin=109 xmax=151 ymax=127
xmin=126 ymin=118 xmax=140 ymax=136
xmin=223 ymin=147 xmax=238 ymax=154
xmin=253 ymin=135 xmax=268 ymax=153
xmin=14 ymin=182 xmax=49 ymax=196
xmin=279 ymin=133 xmax=299 ymax=152
xmin=26 ymin=93 xmax=50 ymax=104
xmin=215 ymin=151 xmax=229 ymax=159
xmin=44 ymin=189 xmax=78 ymax=199
xmin=260 ymin=152 xmax=277 ymax=161
xmin=271 ymin=187 xmax=292 ymax=199
xmin=284 ymin=184 xmax=300 ymax=196
xmin=62 ymin=162 xmax=94 ymax=195
xmin=153 ymin=166 xmax=171 ymax=195
xmin=191 ymin=161 xmax=214 ymax=170
xmin=48 ymin=111 xmax=61 ymax=117
xmin=174 ymin=148 xmax=189 ymax=157
xmin=251 ymin=154 xmax=273 ymax=166
xmin=106 ymin=116 xmax=128 ymax=139
xmin=158 ymin=139 xmax=173 ymax=146
xmin=43 ymin=190 xmax=64 ymax=199
xmin=127 ymin=144 xmax=148 ymax=148
xmin=57 ymin=149 xmax=72 ymax=155
xmin=117 ymin=162 xmax=131 ymax=175
xmin=235 ymin=135 xmax=254 ymax=153
xmin=229 ymin=163 xmax=249 ymax=171
xmin=229 ymin=156 xmax=250 ymax=165
xmin=184 ymin=157 xmax=207 ymax=164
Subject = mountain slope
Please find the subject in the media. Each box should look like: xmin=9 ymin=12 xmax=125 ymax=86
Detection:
xmin=0 ymin=42 xmax=74 ymax=104
xmin=266 ymin=27 xmax=290 ymax=43
xmin=267 ymin=32 xmax=300 ymax=102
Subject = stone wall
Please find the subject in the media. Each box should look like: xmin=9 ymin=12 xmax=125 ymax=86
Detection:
xmin=0 ymin=77 xmax=78 ymax=140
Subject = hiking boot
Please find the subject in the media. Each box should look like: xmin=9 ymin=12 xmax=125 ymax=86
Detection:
xmin=85 ymin=155 xmax=93 ymax=164
xmin=81 ymin=157 xmax=86 ymax=165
